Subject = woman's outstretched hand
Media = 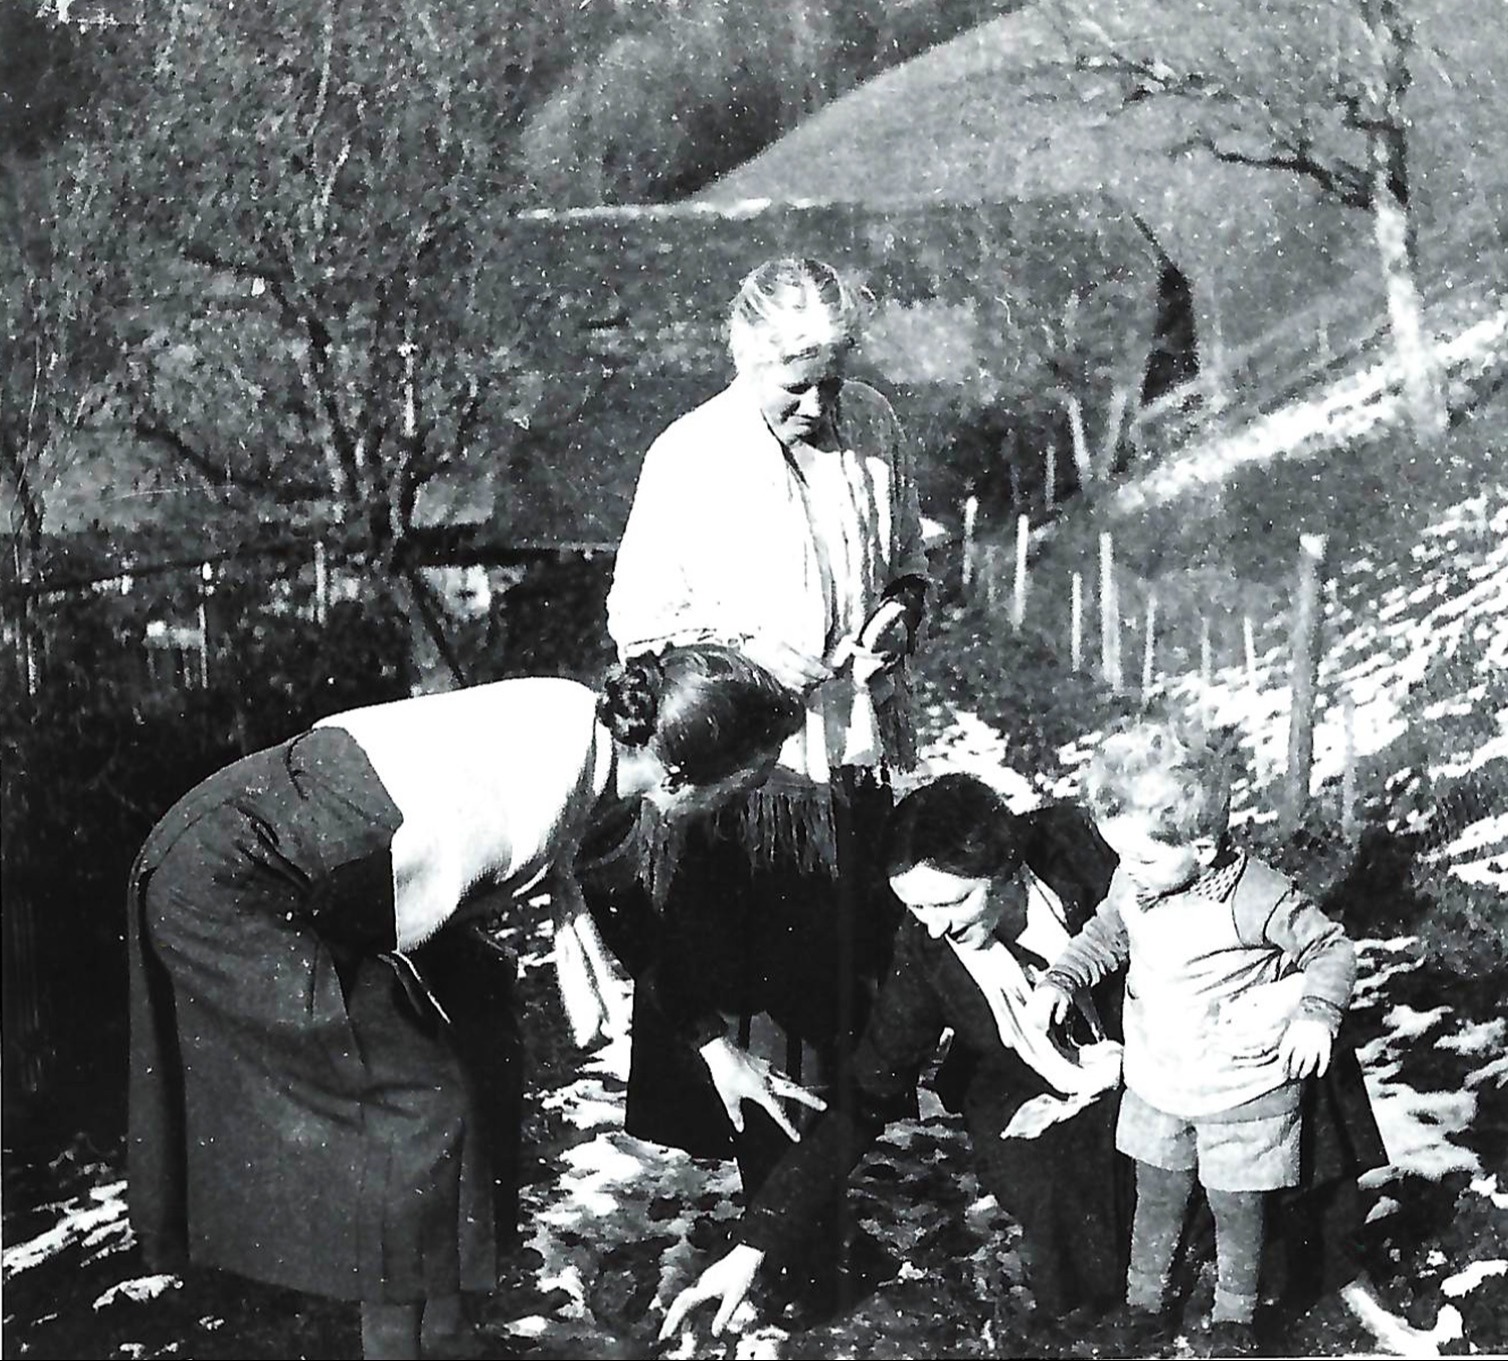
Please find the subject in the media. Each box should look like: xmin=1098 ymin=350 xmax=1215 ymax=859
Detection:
xmin=857 ymin=598 xmax=911 ymax=669
xmin=697 ymin=1035 xmax=826 ymax=1140
xmin=658 ymin=1243 xmax=767 ymax=1340
xmin=1026 ymin=981 xmax=1072 ymax=1032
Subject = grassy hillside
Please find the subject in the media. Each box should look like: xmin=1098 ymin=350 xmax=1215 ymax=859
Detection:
xmin=926 ymin=341 xmax=1508 ymax=979
xmin=701 ymin=0 xmax=1508 ymax=353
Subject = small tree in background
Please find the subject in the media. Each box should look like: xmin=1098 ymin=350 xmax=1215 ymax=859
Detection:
xmin=13 ymin=0 xmax=613 ymax=685
xmin=0 ymin=7 xmax=119 ymax=566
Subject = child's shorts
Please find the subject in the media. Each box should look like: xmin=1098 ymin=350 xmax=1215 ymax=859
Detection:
xmin=1116 ymin=1088 xmax=1301 ymax=1191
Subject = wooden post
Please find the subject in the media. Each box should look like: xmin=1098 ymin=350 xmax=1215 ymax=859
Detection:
xmin=1243 ymin=615 xmax=1258 ymax=684
xmin=1099 ymin=384 xmax=1134 ymax=476
xmin=314 ymin=540 xmax=329 ymax=625
xmin=198 ymin=562 xmax=213 ymax=689
xmin=984 ymin=544 xmax=1002 ymax=609
xmin=1044 ymin=444 xmax=1057 ymax=514
xmin=1068 ymin=394 xmax=1093 ymax=486
xmin=962 ymin=494 xmax=979 ymax=593
xmin=1283 ymin=534 xmax=1329 ymax=835
xmin=1341 ymin=691 xmax=1359 ymax=844
xmin=1208 ymin=294 xmax=1229 ymax=415
xmin=1099 ymin=532 xmax=1121 ymax=692
xmin=1141 ymin=591 xmax=1158 ymax=700
xmin=1011 ymin=514 xmax=1029 ymax=631
xmin=18 ymin=593 xmax=38 ymax=700
xmin=1070 ymin=571 xmax=1084 ymax=674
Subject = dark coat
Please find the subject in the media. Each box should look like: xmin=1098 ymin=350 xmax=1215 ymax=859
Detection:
xmin=588 ymin=772 xmax=904 ymax=1164
xmin=127 ymin=729 xmax=518 ymax=1304
xmin=737 ymin=801 xmax=1134 ymax=1316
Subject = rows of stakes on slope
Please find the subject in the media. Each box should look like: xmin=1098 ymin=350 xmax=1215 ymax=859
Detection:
xmin=945 ymin=484 xmax=1508 ymax=889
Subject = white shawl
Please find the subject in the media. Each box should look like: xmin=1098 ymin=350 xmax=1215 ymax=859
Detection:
xmin=606 ymin=378 xmax=927 ymax=870
xmin=948 ymin=868 xmax=1123 ymax=1140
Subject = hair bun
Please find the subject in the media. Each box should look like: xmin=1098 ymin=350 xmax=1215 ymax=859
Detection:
xmin=601 ymin=654 xmax=662 ymax=747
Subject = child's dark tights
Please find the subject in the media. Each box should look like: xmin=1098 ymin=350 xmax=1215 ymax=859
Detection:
xmin=1126 ymin=1161 xmax=1266 ymax=1324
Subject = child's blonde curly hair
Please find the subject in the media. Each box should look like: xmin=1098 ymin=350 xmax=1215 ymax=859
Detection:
xmin=1084 ymin=713 xmax=1235 ymax=844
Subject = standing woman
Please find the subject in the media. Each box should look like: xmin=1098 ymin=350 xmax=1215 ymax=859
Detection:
xmin=602 ymin=257 xmax=930 ymax=1270
xmin=127 ymin=645 xmax=803 ymax=1361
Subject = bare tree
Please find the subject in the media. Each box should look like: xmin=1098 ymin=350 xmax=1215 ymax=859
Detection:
xmin=19 ymin=0 xmax=609 ymax=682
xmin=1045 ymin=0 xmax=1448 ymax=445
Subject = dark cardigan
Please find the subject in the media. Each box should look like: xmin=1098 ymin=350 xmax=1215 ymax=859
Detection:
xmin=736 ymin=801 xmax=1135 ymax=1315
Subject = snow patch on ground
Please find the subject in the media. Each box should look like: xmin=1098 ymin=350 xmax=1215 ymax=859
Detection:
xmin=1441 ymin=1258 xmax=1507 ymax=1298
xmin=92 ymin=1276 xmax=181 ymax=1311
xmin=1 ymin=1179 xmax=131 ymax=1280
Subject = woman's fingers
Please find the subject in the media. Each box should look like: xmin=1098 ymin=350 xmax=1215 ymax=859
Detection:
xmin=659 ymin=1247 xmax=765 ymax=1340
xmin=658 ymin=1282 xmax=708 ymax=1339
xmin=710 ymin=1250 xmax=763 ymax=1334
xmin=711 ymin=1280 xmax=752 ymax=1335
xmin=748 ymin=1069 xmax=826 ymax=1139
xmin=769 ymin=1073 xmax=828 ymax=1111
xmin=752 ymin=1094 xmax=801 ymax=1142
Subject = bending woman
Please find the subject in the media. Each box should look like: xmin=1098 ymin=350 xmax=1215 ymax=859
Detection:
xmin=127 ymin=645 xmax=803 ymax=1361
xmin=601 ymin=258 xmax=930 ymax=1272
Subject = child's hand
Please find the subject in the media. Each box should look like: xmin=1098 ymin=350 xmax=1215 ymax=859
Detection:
xmin=1027 ymin=982 xmax=1072 ymax=1032
xmin=1278 ymin=1016 xmax=1334 ymax=1079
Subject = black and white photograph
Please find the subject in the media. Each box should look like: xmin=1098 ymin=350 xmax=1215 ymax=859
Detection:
xmin=3 ymin=1 xmax=1505 ymax=1357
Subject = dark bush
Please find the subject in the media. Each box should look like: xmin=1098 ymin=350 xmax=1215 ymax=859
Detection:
xmin=0 ymin=577 xmax=413 ymax=1151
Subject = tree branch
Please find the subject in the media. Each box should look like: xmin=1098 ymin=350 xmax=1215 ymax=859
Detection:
xmin=1171 ymin=129 xmax=1372 ymax=209
xmin=133 ymin=416 xmax=326 ymax=500
xmin=448 ymin=374 xmax=486 ymax=467
xmin=0 ymin=428 xmax=45 ymax=547
xmin=396 ymin=563 xmax=469 ymax=688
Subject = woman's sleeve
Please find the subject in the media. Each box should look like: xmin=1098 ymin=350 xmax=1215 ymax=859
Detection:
xmin=606 ymin=433 xmax=713 ymax=657
xmin=737 ymin=927 xmax=947 ymax=1262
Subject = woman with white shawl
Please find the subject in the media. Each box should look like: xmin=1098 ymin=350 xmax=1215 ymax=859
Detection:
xmin=600 ymin=257 xmax=930 ymax=1284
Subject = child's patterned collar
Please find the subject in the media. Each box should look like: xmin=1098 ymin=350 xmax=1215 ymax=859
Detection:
xmin=1134 ymin=848 xmax=1247 ymax=908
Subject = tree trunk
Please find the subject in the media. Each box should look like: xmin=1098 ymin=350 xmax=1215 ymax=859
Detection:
xmin=1370 ymin=134 xmax=1446 ymax=445
xmin=1366 ymin=0 xmax=1448 ymax=446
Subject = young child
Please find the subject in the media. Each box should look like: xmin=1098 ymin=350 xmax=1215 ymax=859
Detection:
xmin=1028 ymin=715 xmax=1359 ymax=1357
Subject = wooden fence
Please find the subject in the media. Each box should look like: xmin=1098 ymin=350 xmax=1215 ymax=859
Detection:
xmin=956 ymin=518 xmax=1351 ymax=836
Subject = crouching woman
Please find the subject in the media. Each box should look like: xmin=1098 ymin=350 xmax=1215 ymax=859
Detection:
xmin=662 ymin=773 xmax=1136 ymax=1339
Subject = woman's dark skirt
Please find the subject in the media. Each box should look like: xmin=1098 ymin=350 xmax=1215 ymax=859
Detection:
xmin=127 ymin=729 xmax=515 ymax=1304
